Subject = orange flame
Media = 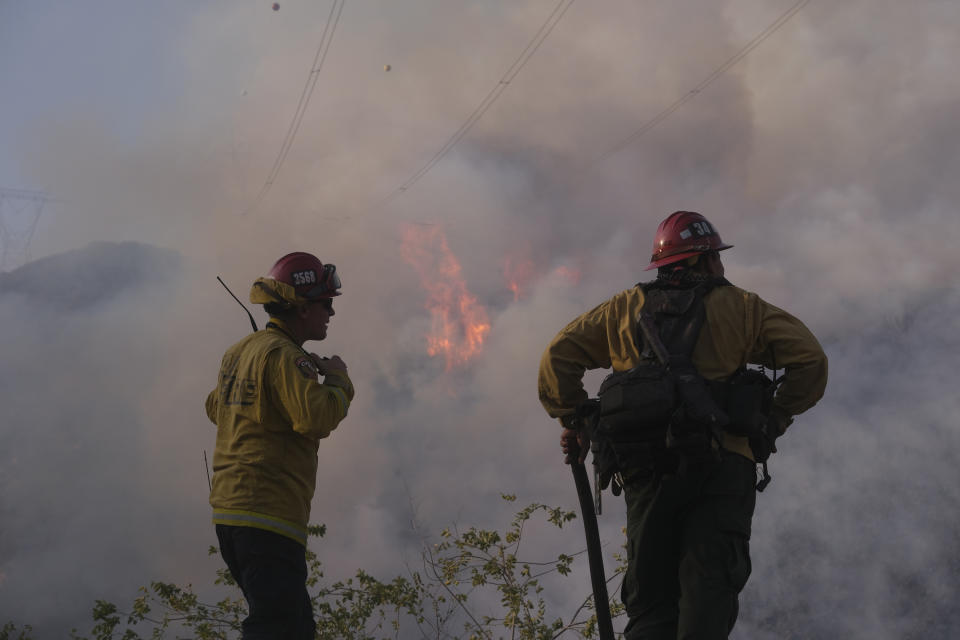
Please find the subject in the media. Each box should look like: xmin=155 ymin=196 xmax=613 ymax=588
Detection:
xmin=502 ymin=253 xmax=582 ymax=301
xmin=552 ymin=264 xmax=581 ymax=285
xmin=400 ymin=224 xmax=491 ymax=371
xmin=503 ymin=256 xmax=536 ymax=302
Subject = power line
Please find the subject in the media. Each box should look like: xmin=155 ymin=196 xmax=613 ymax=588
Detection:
xmin=244 ymin=0 xmax=347 ymax=216
xmin=378 ymin=0 xmax=806 ymax=213
xmin=382 ymin=0 xmax=577 ymax=205
xmin=0 ymin=188 xmax=51 ymax=202
xmin=0 ymin=188 xmax=50 ymax=271
xmin=593 ymin=0 xmax=811 ymax=165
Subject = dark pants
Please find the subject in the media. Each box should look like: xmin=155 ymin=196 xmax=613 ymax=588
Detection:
xmin=621 ymin=453 xmax=756 ymax=640
xmin=216 ymin=524 xmax=316 ymax=640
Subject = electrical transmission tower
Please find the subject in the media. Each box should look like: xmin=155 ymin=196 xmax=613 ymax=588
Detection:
xmin=0 ymin=188 xmax=49 ymax=271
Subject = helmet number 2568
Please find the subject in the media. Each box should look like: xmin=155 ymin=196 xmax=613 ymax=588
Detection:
xmin=291 ymin=270 xmax=317 ymax=286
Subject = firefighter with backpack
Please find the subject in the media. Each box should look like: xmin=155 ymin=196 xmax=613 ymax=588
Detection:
xmin=538 ymin=211 xmax=828 ymax=639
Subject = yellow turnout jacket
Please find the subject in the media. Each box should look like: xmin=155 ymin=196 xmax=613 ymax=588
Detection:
xmin=538 ymin=282 xmax=827 ymax=460
xmin=205 ymin=319 xmax=354 ymax=545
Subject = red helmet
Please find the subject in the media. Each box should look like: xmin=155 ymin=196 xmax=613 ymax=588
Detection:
xmin=267 ymin=252 xmax=341 ymax=299
xmin=644 ymin=211 xmax=733 ymax=271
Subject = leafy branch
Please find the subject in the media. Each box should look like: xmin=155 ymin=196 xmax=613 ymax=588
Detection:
xmin=5 ymin=497 xmax=626 ymax=639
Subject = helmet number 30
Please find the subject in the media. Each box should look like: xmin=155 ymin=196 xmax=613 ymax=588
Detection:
xmin=291 ymin=270 xmax=317 ymax=286
xmin=690 ymin=221 xmax=714 ymax=236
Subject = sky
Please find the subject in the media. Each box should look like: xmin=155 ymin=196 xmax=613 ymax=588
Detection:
xmin=1 ymin=0 xmax=959 ymax=637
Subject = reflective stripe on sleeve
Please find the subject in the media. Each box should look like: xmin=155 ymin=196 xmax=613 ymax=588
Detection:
xmin=330 ymin=386 xmax=349 ymax=418
xmin=212 ymin=509 xmax=308 ymax=546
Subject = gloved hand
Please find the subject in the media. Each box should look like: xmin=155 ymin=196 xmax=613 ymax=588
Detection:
xmin=561 ymin=427 xmax=590 ymax=465
xmin=559 ymin=400 xmax=600 ymax=465
xmin=312 ymin=354 xmax=347 ymax=375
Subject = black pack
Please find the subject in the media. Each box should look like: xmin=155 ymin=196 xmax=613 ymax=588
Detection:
xmin=710 ymin=368 xmax=777 ymax=439
xmin=598 ymin=280 xmax=728 ymax=430
xmin=591 ymin=280 xmax=729 ymax=488
xmin=591 ymin=277 xmax=780 ymax=493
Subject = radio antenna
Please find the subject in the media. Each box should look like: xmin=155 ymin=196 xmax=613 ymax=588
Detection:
xmin=203 ymin=450 xmax=212 ymax=492
xmin=217 ymin=276 xmax=258 ymax=332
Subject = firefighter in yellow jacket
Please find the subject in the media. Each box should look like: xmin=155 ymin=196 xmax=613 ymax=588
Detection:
xmin=538 ymin=212 xmax=827 ymax=639
xmin=206 ymin=252 xmax=354 ymax=640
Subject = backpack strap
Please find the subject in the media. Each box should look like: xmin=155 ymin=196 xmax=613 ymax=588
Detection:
xmin=636 ymin=279 xmax=732 ymax=454
xmin=636 ymin=278 xmax=727 ymax=362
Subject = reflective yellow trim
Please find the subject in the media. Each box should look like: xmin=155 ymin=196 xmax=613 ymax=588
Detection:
xmin=330 ymin=386 xmax=349 ymax=418
xmin=212 ymin=509 xmax=308 ymax=546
